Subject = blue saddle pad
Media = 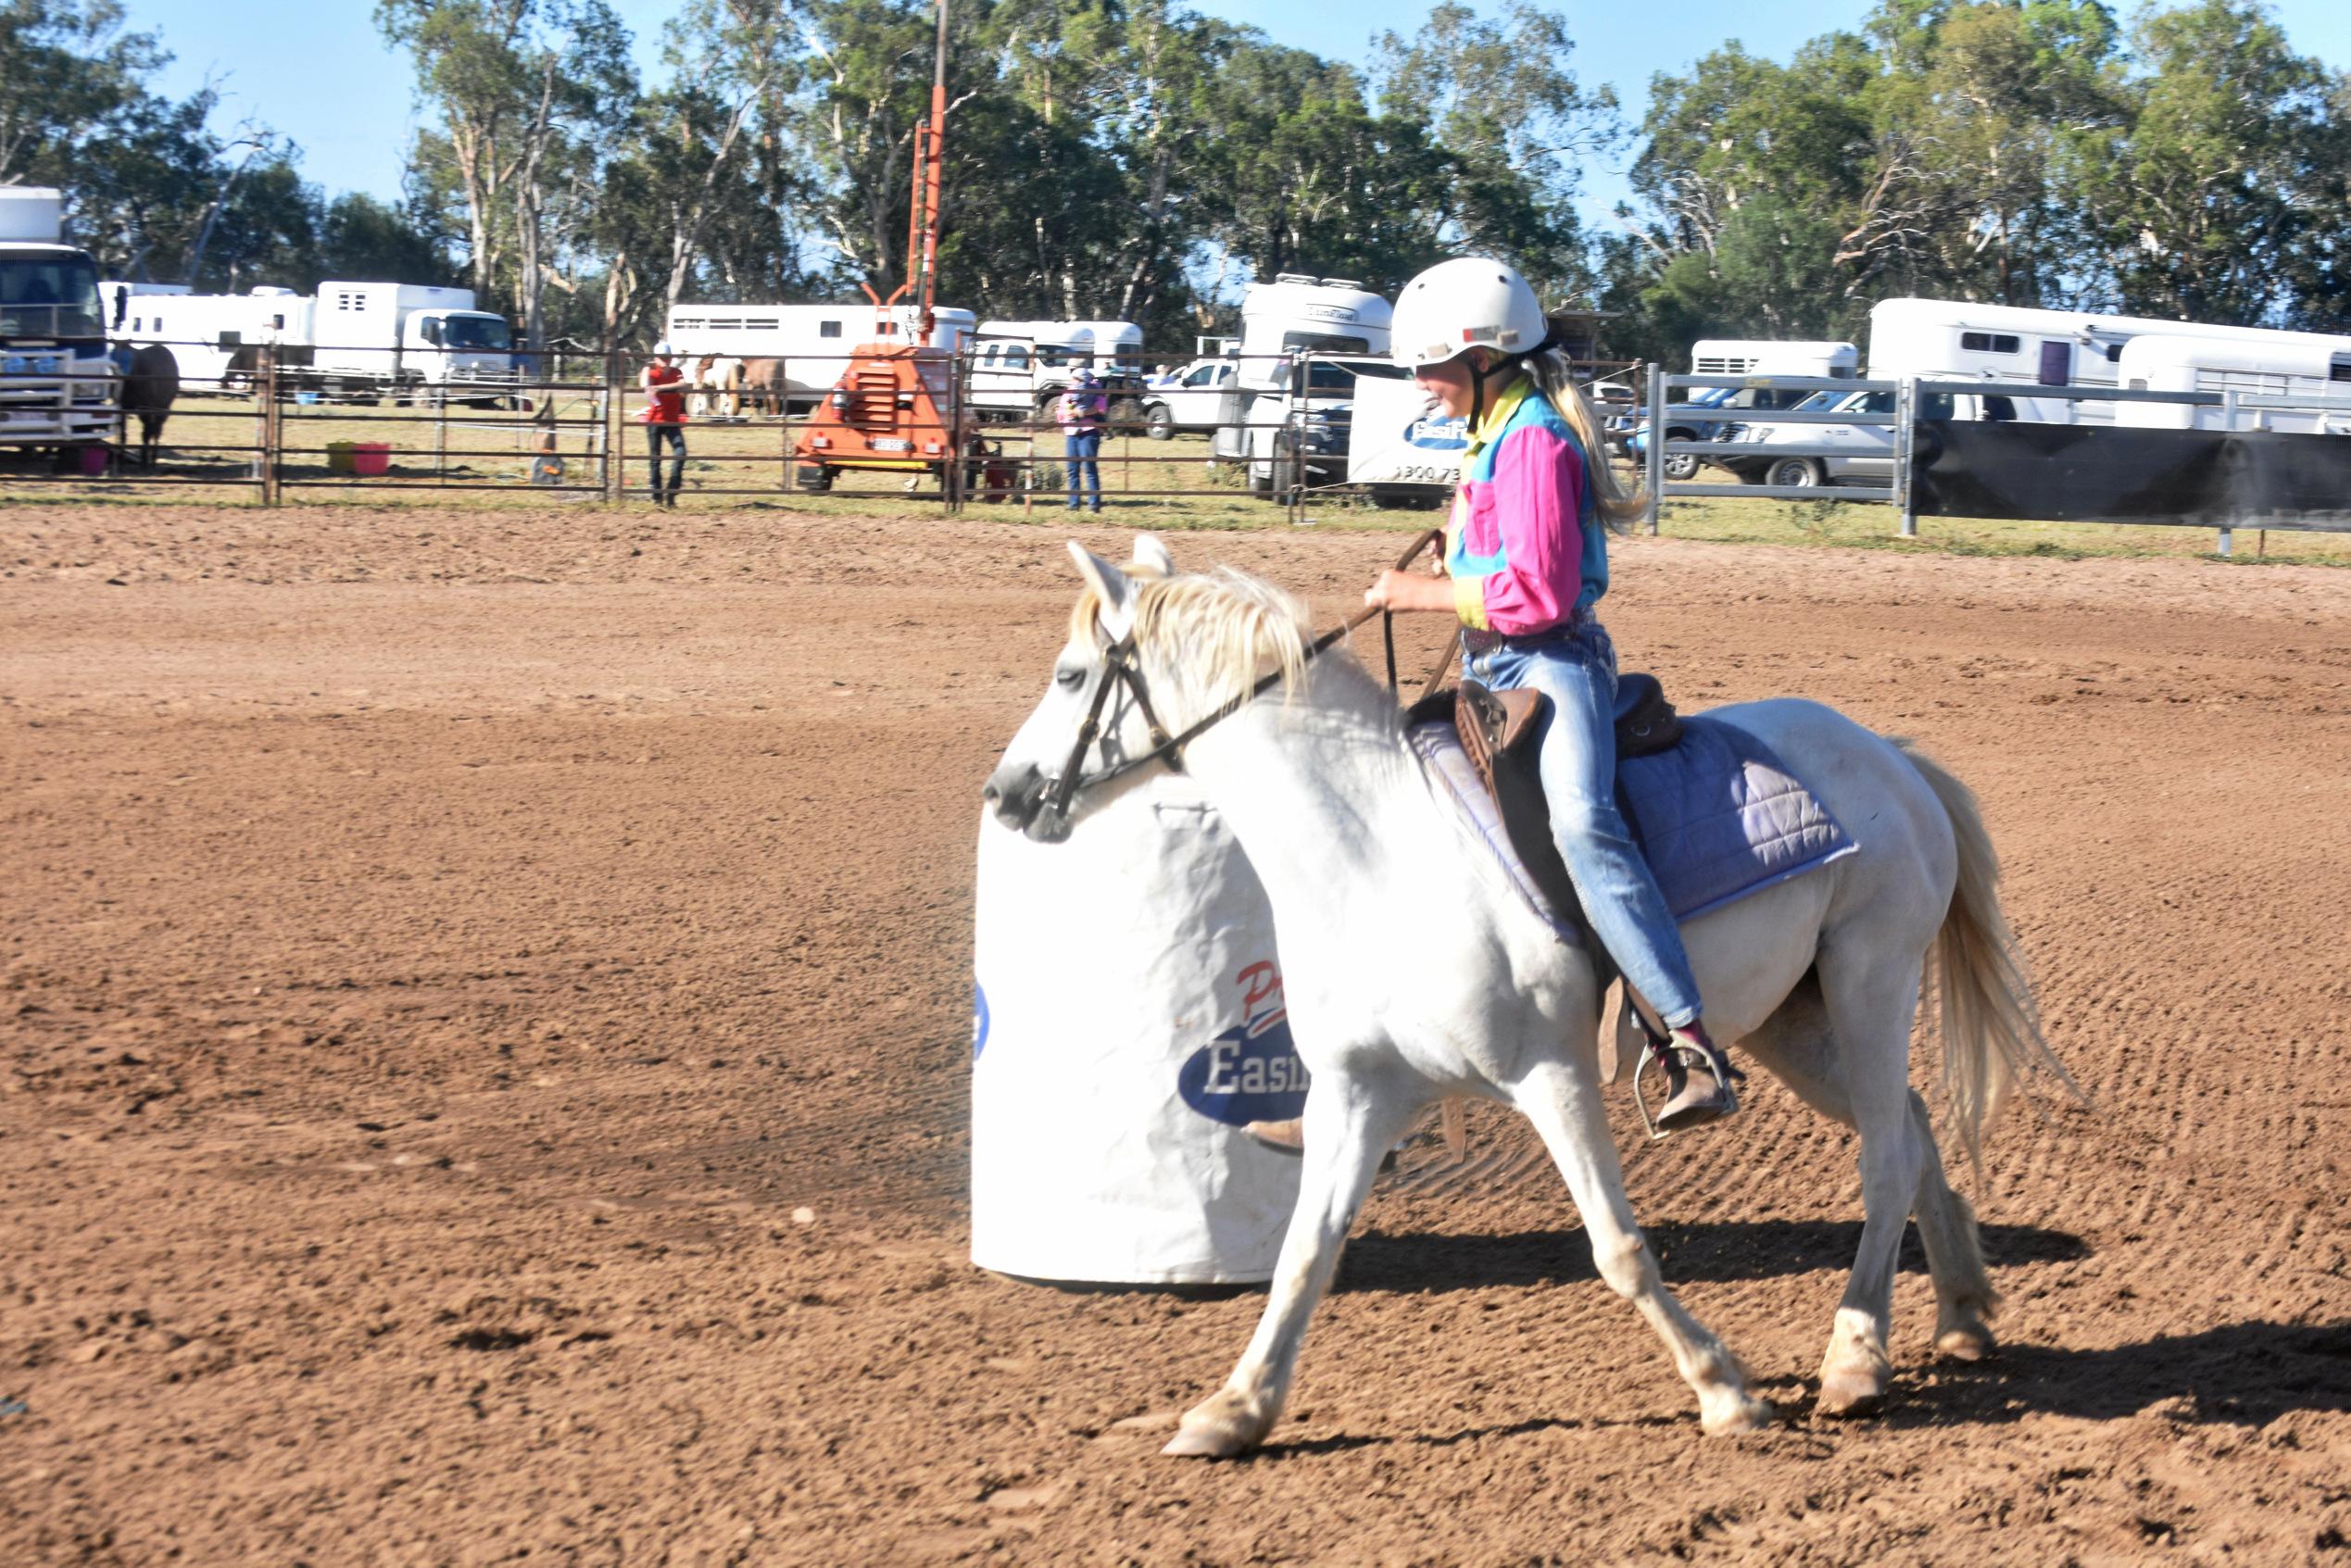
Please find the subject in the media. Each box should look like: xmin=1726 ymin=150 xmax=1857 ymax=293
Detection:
xmin=1408 ymin=713 xmax=1856 ymax=937
xmin=1616 ymin=716 xmax=1857 ymax=921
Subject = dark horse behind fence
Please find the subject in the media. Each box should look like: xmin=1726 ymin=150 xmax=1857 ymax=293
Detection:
xmin=119 ymin=344 xmax=182 ymax=468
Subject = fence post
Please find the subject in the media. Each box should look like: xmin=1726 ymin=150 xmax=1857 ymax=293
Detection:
xmin=1896 ymin=375 xmax=1917 ymax=539
xmin=947 ymin=348 xmax=965 ymax=515
xmin=603 ymin=342 xmax=624 ymax=504
xmin=1642 ymin=361 xmax=1665 ymax=535
xmin=258 ymin=345 xmax=282 ymax=507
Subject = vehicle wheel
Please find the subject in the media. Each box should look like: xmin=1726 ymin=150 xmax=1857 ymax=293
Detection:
xmin=1144 ymin=403 xmax=1175 ymax=441
xmin=1034 ymin=390 xmax=1062 ymax=424
xmin=1249 ymin=468 xmax=1272 ymax=500
xmin=1766 ymin=457 xmax=1823 ymax=489
xmin=1662 ymin=445 xmax=1700 ymax=483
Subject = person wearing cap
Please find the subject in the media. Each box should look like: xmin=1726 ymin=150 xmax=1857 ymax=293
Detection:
xmin=1363 ymin=257 xmax=1740 ymax=1133
xmin=1056 ymin=364 xmax=1108 ymax=513
xmin=639 ymin=341 xmax=689 ymax=507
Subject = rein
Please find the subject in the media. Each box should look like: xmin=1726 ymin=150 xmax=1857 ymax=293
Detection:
xmin=1039 ymin=529 xmax=1443 ymax=826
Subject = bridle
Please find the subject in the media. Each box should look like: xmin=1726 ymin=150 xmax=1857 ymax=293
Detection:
xmin=1029 ymin=531 xmax=1443 ymax=835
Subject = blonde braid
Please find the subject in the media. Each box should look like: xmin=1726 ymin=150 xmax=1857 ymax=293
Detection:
xmin=1528 ymin=331 xmax=1644 ymax=529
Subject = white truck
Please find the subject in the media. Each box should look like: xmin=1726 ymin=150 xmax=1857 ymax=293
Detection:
xmin=1210 ymin=274 xmax=1394 ymax=497
xmin=1138 ymin=356 xmax=1238 ymax=438
xmin=967 ymin=319 xmax=1146 ymax=421
xmin=106 ymin=278 xmax=515 ymax=403
xmin=0 ymin=187 xmax=118 ymax=452
xmin=662 ymin=301 xmax=976 ymax=413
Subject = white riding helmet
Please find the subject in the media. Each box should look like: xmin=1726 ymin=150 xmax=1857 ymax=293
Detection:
xmin=653 ymin=340 xmax=676 ymax=358
xmin=1391 ymin=257 xmax=1549 ymax=370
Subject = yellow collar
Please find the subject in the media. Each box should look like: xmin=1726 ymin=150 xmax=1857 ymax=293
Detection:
xmin=1465 ymin=371 xmax=1534 ymax=455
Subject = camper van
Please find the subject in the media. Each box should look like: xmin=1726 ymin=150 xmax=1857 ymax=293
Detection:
xmin=965 ymin=319 xmax=1145 ymax=420
xmin=662 ymin=302 xmax=976 ymax=412
xmin=2111 ymin=332 xmax=2351 ymax=433
xmin=0 ymin=186 xmax=118 ymax=450
xmin=1867 ymin=297 xmax=2351 ymax=424
xmin=1212 ymin=274 xmax=1394 ymax=495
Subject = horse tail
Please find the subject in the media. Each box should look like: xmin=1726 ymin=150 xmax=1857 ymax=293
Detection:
xmin=1894 ymin=739 xmax=2082 ymax=1179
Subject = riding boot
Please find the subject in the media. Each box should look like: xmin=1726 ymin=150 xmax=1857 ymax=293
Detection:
xmin=1654 ymin=1022 xmax=1742 ymax=1131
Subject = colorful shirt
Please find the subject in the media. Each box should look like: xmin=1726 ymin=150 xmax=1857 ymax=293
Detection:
xmin=1445 ymin=374 xmax=1609 ymax=635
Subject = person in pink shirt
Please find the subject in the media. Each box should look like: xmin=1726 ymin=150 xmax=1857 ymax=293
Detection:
xmin=1364 ymin=257 xmax=1740 ymax=1132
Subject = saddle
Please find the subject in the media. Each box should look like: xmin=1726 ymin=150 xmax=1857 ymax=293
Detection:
xmin=1403 ymin=672 xmax=1686 ymax=1073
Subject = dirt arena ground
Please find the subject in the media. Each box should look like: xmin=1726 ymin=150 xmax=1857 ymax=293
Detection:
xmin=4 ymin=500 xmax=2346 ymax=1565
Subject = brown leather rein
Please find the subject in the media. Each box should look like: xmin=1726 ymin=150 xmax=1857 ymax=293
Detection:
xmin=1032 ymin=530 xmax=1446 ymax=834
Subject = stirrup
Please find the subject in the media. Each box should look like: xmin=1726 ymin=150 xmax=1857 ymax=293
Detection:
xmin=1630 ymin=1032 xmax=1745 ymax=1142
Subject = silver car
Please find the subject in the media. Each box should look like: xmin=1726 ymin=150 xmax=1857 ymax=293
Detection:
xmin=1716 ymin=389 xmax=1896 ymax=487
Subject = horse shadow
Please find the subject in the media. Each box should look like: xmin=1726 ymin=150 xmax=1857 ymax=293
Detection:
xmin=1336 ymin=1216 xmax=2092 ymax=1293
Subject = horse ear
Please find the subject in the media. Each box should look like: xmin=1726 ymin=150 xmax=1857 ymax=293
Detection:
xmin=1067 ymin=542 xmax=1136 ymax=642
xmin=1130 ymin=533 xmax=1176 ymax=577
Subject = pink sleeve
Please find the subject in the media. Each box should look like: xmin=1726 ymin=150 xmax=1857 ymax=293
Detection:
xmin=1479 ymin=426 xmax=1585 ymax=635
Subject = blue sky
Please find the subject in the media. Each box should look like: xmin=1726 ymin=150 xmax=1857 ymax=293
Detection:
xmin=132 ymin=0 xmax=2351 ymax=234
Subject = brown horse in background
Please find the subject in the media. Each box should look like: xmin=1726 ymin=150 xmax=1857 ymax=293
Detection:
xmin=120 ymin=345 xmax=182 ymax=467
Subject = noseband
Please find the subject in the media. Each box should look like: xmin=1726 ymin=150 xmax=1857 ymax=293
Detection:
xmin=1032 ymin=530 xmax=1441 ymax=834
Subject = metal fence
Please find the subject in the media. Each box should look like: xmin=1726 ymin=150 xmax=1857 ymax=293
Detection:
xmin=1639 ymin=366 xmax=2351 ymax=551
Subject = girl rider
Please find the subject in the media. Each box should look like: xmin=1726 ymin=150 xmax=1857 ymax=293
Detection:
xmin=1364 ymin=257 xmax=1739 ymax=1133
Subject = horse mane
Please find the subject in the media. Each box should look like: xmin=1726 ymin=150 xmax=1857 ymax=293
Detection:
xmin=1069 ymin=566 xmax=1312 ymax=701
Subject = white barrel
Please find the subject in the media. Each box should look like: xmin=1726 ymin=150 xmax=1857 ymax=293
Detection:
xmin=971 ymin=772 xmax=1305 ymax=1285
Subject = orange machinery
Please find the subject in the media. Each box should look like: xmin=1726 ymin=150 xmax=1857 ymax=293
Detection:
xmin=792 ymin=1 xmax=957 ymax=495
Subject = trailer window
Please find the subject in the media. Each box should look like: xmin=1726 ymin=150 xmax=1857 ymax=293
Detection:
xmin=1960 ymin=332 xmax=2020 ymax=355
xmin=819 ymin=320 xmax=842 ymax=339
xmin=1281 ymin=331 xmax=1369 ymax=355
xmin=2331 ymin=358 xmax=2351 ymax=383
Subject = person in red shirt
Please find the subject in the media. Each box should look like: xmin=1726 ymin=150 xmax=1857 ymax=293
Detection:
xmin=639 ymin=342 xmax=688 ymax=507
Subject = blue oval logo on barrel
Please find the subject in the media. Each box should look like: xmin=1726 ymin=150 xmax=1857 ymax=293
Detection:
xmin=972 ymin=984 xmax=989 ymax=1060
xmin=1177 ymin=1012 xmax=1310 ymax=1125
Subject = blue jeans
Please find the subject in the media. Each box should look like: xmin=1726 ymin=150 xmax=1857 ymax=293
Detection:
xmin=1464 ymin=621 xmax=1704 ymax=1028
xmin=1064 ymin=430 xmax=1101 ymax=508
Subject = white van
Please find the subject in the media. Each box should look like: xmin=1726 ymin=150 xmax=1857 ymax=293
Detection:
xmin=662 ymin=302 xmax=976 ymax=411
xmin=1689 ymin=339 xmax=1859 ymax=380
xmin=2113 ymin=332 xmax=2351 ymax=433
xmin=966 ymin=319 xmax=1145 ymax=420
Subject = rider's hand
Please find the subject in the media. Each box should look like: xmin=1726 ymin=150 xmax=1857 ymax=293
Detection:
xmin=1364 ymin=569 xmax=1452 ymax=613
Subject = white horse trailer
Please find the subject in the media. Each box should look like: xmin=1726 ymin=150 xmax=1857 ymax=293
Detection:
xmin=1867 ymin=297 xmax=2351 ymax=425
xmin=967 ymin=319 xmax=1145 ymax=420
xmin=1213 ymin=274 xmax=1394 ymax=488
xmin=1689 ymin=339 xmax=1858 ymax=379
xmin=662 ymin=303 xmax=975 ymax=411
xmin=105 ymin=283 xmax=313 ymax=392
xmin=2112 ymin=333 xmax=2351 ymax=433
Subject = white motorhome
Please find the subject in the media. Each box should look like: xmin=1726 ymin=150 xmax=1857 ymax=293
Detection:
xmin=2112 ymin=332 xmax=2351 ymax=433
xmin=1867 ymin=297 xmax=2351 ymax=424
xmin=107 ymin=283 xmax=313 ymax=392
xmin=0 ymin=186 xmax=117 ymax=449
xmin=1689 ymin=339 xmax=1859 ymax=380
xmin=661 ymin=302 xmax=976 ymax=411
xmin=1212 ymin=274 xmax=1394 ymax=493
xmin=966 ymin=319 xmax=1144 ymax=420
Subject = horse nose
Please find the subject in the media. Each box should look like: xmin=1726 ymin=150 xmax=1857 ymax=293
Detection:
xmin=982 ymin=762 xmax=1043 ymax=826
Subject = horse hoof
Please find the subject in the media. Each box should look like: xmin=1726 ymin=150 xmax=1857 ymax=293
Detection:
xmin=1936 ymin=1322 xmax=1996 ymax=1362
xmin=1701 ymin=1392 xmax=1777 ymax=1435
xmin=1816 ymin=1367 xmax=1889 ymax=1417
xmin=1161 ymin=1389 xmax=1270 ymax=1459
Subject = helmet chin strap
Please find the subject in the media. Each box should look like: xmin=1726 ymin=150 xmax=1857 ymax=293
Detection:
xmin=1462 ymin=326 xmax=1559 ymax=431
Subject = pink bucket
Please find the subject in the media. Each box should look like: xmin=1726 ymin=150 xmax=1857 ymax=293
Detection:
xmin=78 ymin=445 xmax=108 ymax=476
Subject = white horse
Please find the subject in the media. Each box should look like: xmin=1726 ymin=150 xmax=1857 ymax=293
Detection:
xmin=689 ymin=354 xmax=745 ymax=420
xmin=983 ymin=535 xmax=2074 ymax=1457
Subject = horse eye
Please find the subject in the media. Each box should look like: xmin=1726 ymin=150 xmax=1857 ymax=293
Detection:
xmin=1055 ymin=666 xmax=1086 ymax=689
